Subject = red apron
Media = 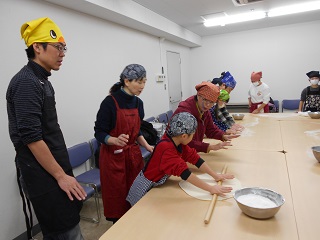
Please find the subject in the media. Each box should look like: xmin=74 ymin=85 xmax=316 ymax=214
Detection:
xmin=99 ymin=96 xmax=143 ymax=219
xmin=250 ymin=102 xmax=270 ymax=113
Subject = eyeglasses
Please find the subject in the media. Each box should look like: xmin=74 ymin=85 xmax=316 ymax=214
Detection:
xmin=199 ymin=95 xmax=216 ymax=106
xmin=48 ymin=43 xmax=67 ymax=53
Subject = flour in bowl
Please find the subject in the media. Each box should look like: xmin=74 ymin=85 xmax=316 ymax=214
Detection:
xmin=237 ymin=194 xmax=277 ymax=208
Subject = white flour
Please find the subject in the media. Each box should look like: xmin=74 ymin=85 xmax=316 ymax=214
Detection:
xmin=237 ymin=194 xmax=277 ymax=208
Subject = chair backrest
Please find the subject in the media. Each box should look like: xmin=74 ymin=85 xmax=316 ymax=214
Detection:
xmin=281 ymin=99 xmax=300 ymax=112
xmin=88 ymin=138 xmax=101 ymax=168
xmin=166 ymin=110 xmax=173 ymax=122
xmin=158 ymin=112 xmax=168 ymax=124
xmin=88 ymin=138 xmax=100 ymax=155
xmin=145 ymin=116 xmax=156 ymax=122
xmin=269 ymin=99 xmax=279 ymax=113
xmin=68 ymin=142 xmax=92 ymax=168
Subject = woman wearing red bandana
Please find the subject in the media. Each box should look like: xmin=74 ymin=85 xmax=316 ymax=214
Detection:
xmin=173 ymin=81 xmax=239 ymax=153
xmin=248 ymin=71 xmax=271 ymax=114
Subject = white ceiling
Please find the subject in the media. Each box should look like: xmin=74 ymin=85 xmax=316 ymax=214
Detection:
xmin=44 ymin=0 xmax=320 ymax=47
xmin=132 ymin=0 xmax=320 ymax=36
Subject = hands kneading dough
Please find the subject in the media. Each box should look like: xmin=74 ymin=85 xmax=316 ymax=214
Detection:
xmin=179 ymin=173 xmax=242 ymax=201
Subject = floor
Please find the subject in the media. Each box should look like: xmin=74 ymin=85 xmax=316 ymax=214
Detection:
xmin=33 ymin=197 xmax=113 ymax=240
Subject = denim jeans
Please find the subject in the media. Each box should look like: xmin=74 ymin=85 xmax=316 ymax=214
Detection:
xmin=43 ymin=224 xmax=84 ymax=240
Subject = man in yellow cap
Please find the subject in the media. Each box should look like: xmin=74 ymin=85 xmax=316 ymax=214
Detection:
xmin=173 ymin=81 xmax=239 ymax=153
xmin=6 ymin=17 xmax=86 ymax=239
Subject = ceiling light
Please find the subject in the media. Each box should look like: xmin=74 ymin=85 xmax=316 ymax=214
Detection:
xmin=268 ymin=1 xmax=320 ymax=17
xmin=204 ymin=11 xmax=266 ymax=27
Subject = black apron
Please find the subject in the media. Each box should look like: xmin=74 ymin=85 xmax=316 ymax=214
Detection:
xmin=304 ymin=86 xmax=320 ymax=112
xmin=15 ymin=80 xmax=82 ymax=236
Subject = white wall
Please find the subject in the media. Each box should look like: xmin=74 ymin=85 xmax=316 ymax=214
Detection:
xmin=0 ymin=0 xmax=191 ymax=239
xmin=190 ymin=20 xmax=320 ymax=105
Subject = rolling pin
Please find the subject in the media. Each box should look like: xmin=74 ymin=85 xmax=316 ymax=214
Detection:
xmin=204 ymin=164 xmax=228 ymax=224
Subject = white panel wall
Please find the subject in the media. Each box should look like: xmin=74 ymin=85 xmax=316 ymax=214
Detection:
xmin=190 ymin=21 xmax=320 ymax=105
xmin=0 ymin=0 xmax=191 ymax=239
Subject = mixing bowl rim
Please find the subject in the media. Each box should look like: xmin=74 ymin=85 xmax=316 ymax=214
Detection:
xmin=233 ymin=187 xmax=285 ymax=209
xmin=311 ymin=146 xmax=320 ymax=151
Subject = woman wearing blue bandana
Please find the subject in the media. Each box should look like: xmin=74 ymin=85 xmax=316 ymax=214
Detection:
xmin=211 ymin=72 xmax=244 ymax=133
xmin=94 ymin=64 xmax=153 ymax=224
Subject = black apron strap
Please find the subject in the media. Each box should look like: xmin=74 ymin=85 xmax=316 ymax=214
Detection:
xmin=16 ymin=164 xmax=34 ymax=240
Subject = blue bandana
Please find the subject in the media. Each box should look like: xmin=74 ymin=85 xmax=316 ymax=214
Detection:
xmin=167 ymin=112 xmax=197 ymax=137
xmin=120 ymin=64 xmax=146 ymax=80
xmin=221 ymin=71 xmax=237 ymax=89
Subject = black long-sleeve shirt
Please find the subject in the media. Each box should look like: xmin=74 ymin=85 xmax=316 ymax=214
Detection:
xmin=6 ymin=60 xmax=52 ymax=149
xmin=94 ymin=89 xmax=145 ymax=144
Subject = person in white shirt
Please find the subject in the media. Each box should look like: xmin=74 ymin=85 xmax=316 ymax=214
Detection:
xmin=248 ymin=71 xmax=271 ymax=114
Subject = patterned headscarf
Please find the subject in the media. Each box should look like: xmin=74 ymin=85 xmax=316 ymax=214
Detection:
xmin=195 ymin=81 xmax=220 ymax=102
xmin=120 ymin=64 xmax=146 ymax=80
xmin=221 ymin=71 xmax=237 ymax=89
xmin=21 ymin=17 xmax=65 ymax=47
xmin=167 ymin=112 xmax=197 ymax=137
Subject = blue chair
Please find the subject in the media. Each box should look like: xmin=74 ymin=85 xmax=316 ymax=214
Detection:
xmin=145 ymin=116 xmax=156 ymax=122
xmin=269 ymin=99 xmax=279 ymax=113
xmin=166 ymin=110 xmax=173 ymax=122
xmin=157 ymin=112 xmax=168 ymax=124
xmin=281 ymin=99 xmax=300 ymax=112
xmin=68 ymin=142 xmax=101 ymax=223
xmin=140 ymin=146 xmax=151 ymax=163
xmin=88 ymin=138 xmax=100 ymax=169
xmin=89 ymin=138 xmax=100 ymax=156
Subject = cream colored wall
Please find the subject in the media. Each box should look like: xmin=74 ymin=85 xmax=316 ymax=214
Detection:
xmin=190 ymin=20 xmax=320 ymax=105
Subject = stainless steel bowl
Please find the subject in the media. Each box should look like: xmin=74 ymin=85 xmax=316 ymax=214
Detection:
xmin=232 ymin=113 xmax=245 ymax=120
xmin=234 ymin=187 xmax=285 ymax=219
xmin=312 ymin=146 xmax=320 ymax=162
xmin=308 ymin=112 xmax=320 ymax=119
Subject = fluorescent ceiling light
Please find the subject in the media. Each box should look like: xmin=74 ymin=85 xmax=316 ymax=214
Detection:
xmin=204 ymin=11 xmax=266 ymax=27
xmin=268 ymin=1 xmax=320 ymax=17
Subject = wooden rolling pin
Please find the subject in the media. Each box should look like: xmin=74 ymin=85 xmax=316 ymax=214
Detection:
xmin=204 ymin=164 xmax=228 ymax=224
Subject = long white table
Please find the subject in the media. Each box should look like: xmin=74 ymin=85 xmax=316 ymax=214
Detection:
xmin=99 ymin=113 xmax=320 ymax=240
xmin=279 ymin=118 xmax=320 ymax=240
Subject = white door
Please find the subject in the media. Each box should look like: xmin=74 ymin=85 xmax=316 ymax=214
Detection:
xmin=166 ymin=51 xmax=182 ymax=111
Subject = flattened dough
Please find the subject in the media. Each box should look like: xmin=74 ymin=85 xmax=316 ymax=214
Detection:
xmin=179 ymin=173 xmax=242 ymax=201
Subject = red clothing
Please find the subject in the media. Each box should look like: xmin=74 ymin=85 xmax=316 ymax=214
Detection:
xmin=173 ymin=96 xmax=224 ymax=153
xmin=249 ymin=102 xmax=270 ymax=113
xmin=144 ymin=134 xmax=200 ymax=181
xmin=99 ymin=96 xmax=144 ymax=219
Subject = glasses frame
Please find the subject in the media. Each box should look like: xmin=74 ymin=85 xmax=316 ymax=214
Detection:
xmin=199 ymin=95 xmax=216 ymax=107
xmin=47 ymin=43 xmax=67 ymax=53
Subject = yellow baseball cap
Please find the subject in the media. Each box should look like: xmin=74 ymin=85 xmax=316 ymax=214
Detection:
xmin=20 ymin=17 xmax=65 ymax=47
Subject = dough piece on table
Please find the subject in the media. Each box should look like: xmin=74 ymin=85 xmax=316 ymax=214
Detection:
xmin=179 ymin=173 xmax=241 ymax=201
